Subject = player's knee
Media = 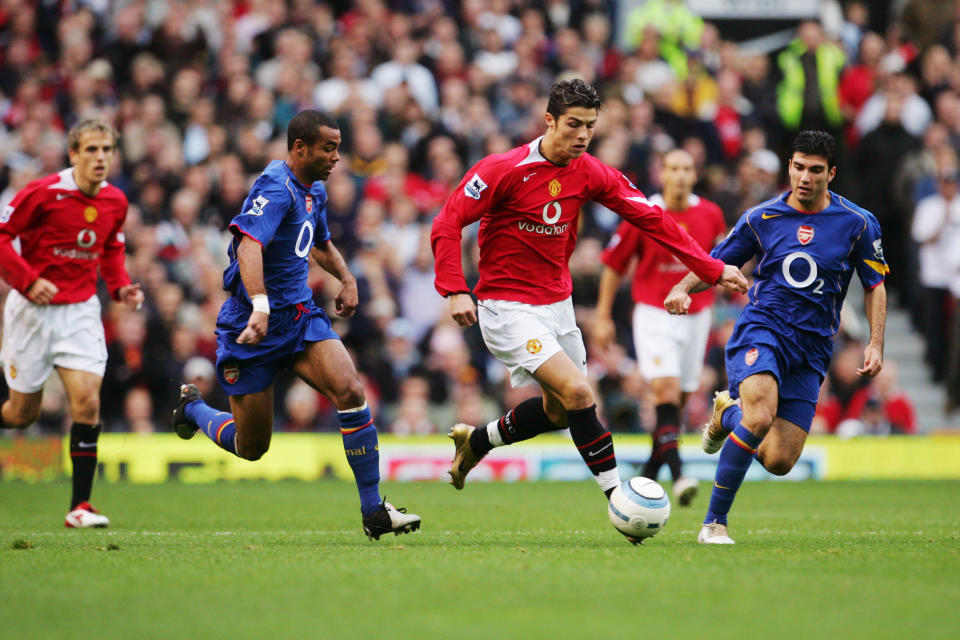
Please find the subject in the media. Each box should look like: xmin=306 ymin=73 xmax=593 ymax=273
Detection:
xmin=762 ymin=455 xmax=796 ymax=476
xmin=3 ymin=407 xmax=39 ymax=429
xmin=740 ymin=408 xmax=775 ymax=435
xmin=71 ymin=393 xmax=100 ymax=423
xmin=333 ymin=378 xmax=366 ymax=410
xmin=237 ymin=439 xmax=270 ymax=461
xmin=560 ymin=379 xmax=594 ymax=410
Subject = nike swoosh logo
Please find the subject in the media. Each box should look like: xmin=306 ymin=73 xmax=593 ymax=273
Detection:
xmin=56 ymin=193 xmax=73 ymax=200
xmin=588 ymin=442 xmax=612 ymax=457
xmin=761 ymin=212 xmax=782 ymax=219
xmin=523 ymin=172 xmax=537 ymax=182
xmin=76 ymin=441 xmax=97 ymax=448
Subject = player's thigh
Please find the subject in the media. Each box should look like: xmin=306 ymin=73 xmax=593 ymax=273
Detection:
xmin=737 ymin=372 xmax=779 ymax=435
xmin=49 ymin=296 xmax=107 ymax=380
xmin=531 ymin=351 xmax=594 ymax=410
xmin=478 ymin=298 xmax=567 ymax=388
xmin=229 ymin=386 xmax=275 ymax=454
xmin=56 ymin=367 xmax=103 ymax=424
xmin=647 ymin=376 xmax=681 ymax=406
xmin=757 ymin=417 xmax=808 ymax=475
xmin=292 ymin=338 xmax=364 ymax=410
xmin=2 ymin=289 xmax=54 ymax=394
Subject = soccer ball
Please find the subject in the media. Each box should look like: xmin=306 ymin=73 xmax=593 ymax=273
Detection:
xmin=608 ymin=477 xmax=671 ymax=542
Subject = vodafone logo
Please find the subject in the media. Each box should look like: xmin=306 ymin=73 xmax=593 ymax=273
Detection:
xmin=745 ymin=347 xmax=759 ymax=366
xmin=77 ymin=229 xmax=97 ymax=248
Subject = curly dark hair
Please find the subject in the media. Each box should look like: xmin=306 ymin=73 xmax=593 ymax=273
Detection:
xmin=791 ymin=130 xmax=837 ymax=168
xmin=546 ymin=79 xmax=603 ymax=120
xmin=287 ymin=109 xmax=339 ymax=151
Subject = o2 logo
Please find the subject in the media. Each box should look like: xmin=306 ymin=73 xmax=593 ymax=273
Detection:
xmin=294 ymin=221 xmax=314 ymax=258
xmin=781 ymin=251 xmax=824 ymax=295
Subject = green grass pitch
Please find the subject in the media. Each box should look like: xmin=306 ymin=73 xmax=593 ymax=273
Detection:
xmin=2 ymin=479 xmax=958 ymax=640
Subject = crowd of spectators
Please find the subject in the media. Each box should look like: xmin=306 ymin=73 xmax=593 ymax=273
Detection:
xmin=1 ymin=0 xmax=955 ymax=437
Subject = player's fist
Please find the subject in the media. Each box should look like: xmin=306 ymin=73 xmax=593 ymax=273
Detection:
xmin=857 ymin=342 xmax=883 ymax=378
xmin=717 ymin=265 xmax=748 ymax=293
xmin=664 ymin=285 xmax=692 ymax=315
xmin=335 ymin=277 xmax=359 ymax=317
xmin=26 ymin=278 xmax=59 ymax=306
xmin=592 ymin=315 xmax=616 ymax=348
xmin=448 ymin=293 xmax=477 ymax=327
xmin=119 ymin=283 xmax=145 ymax=311
xmin=237 ymin=311 xmax=269 ymax=345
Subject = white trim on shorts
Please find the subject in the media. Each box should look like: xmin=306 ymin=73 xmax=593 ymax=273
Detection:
xmin=2 ymin=290 xmax=107 ymax=393
xmin=477 ymin=297 xmax=587 ymax=388
xmin=631 ymin=302 xmax=712 ymax=393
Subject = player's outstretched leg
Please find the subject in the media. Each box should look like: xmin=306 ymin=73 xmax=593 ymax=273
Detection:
xmin=698 ymin=424 xmax=763 ymax=545
xmin=702 ymin=390 xmax=739 ymax=453
xmin=448 ymin=397 xmax=560 ymax=489
xmin=339 ymin=404 xmax=421 ymax=539
xmin=172 ymin=384 xmax=239 ymax=455
xmin=568 ymin=405 xmax=621 ymax=498
xmin=65 ymin=422 xmax=109 ymax=528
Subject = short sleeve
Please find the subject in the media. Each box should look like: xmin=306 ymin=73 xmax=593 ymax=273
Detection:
xmin=229 ymin=178 xmax=291 ymax=247
xmin=711 ymin=211 xmax=760 ymax=267
xmin=854 ymin=215 xmax=889 ymax=289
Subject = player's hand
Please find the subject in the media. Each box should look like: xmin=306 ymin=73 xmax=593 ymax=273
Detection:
xmin=334 ymin=277 xmax=358 ymax=317
xmin=26 ymin=278 xmax=59 ymax=306
xmin=664 ymin=285 xmax=692 ymax=315
xmin=717 ymin=265 xmax=748 ymax=293
xmin=237 ymin=311 xmax=269 ymax=345
xmin=592 ymin=315 xmax=616 ymax=348
xmin=857 ymin=342 xmax=883 ymax=378
xmin=448 ymin=293 xmax=477 ymax=327
xmin=119 ymin=283 xmax=145 ymax=311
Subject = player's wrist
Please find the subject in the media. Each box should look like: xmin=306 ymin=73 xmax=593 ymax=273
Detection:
xmin=251 ymin=293 xmax=270 ymax=315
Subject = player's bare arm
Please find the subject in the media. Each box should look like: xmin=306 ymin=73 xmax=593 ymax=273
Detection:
xmin=592 ymin=267 xmax=621 ymax=347
xmin=858 ymin=282 xmax=886 ymax=378
xmin=235 ymin=235 xmax=269 ymax=345
xmin=25 ymin=277 xmax=59 ymax=306
xmin=310 ymin=242 xmax=357 ymax=317
xmin=665 ymin=266 xmax=747 ymax=315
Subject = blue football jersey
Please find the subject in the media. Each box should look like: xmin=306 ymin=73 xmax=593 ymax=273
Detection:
xmin=712 ymin=190 xmax=888 ymax=338
xmin=222 ymin=160 xmax=331 ymax=308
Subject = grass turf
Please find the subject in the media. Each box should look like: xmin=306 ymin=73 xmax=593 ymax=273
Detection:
xmin=1 ymin=479 xmax=957 ymax=640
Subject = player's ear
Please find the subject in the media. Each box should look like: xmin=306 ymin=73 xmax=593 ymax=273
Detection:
xmin=544 ymin=112 xmax=555 ymax=130
xmin=827 ymin=165 xmax=837 ymax=183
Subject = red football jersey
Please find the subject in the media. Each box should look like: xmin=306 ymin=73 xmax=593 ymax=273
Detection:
xmin=601 ymin=193 xmax=727 ymax=314
xmin=0 ymin=169 xmax=131 ymax=304
xmin=431 ymin=138 xmax=724 ymax=305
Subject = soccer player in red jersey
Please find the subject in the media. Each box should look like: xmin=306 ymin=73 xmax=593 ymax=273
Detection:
xmin=431 ymin=79 xmax=747 ymax=526
xmin=593 ymin=149 xmax=727 ymax=507
xmin=0 ymin=119 xmax=144 ymax=528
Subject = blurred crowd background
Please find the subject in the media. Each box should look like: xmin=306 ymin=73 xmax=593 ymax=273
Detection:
xmin=1 ymin=0 xmax=958 ymax=439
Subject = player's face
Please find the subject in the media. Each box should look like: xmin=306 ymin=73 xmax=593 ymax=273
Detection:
xmin=788 ymin=152 xmax=836 ymax=210
xmin=69 ymin=131 xmax=115 ymax=193
xmin=545 ymin=106 xmax=598 ymax=164
xmin=300 ymin=126 xmax=341 ymax=182
xmin=661 ymin=150 xmax=696 ymax=201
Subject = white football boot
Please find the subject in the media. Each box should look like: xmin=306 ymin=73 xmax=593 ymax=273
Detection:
xmin=697 ymin=522 xmax=735 ymax=544
xmin=672 ymin=476 xmax=699 ymax=506
xmin=362 ymin=501 xmax=422 ymax=540
xmin=65 ymin=502 xmax=110 ymax=528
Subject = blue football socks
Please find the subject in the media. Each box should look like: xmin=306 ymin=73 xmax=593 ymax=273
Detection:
xmin=185 ymin=399 xmax=239 ymax=456
xmin=339 ymin=405 xmax=382 ymax=517
xmin=704 ymin=424 xmax=763 ymax=526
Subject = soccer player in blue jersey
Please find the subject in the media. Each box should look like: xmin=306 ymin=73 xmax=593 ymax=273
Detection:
xmin=665 ymin=130 xmax=888 ymax=544
xmin=171 ymin=110 xmax=420 ymax=540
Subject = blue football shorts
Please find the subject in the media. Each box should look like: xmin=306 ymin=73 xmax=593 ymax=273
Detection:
xmin=214 ymin=296 xmax=339 ymax=396
xmin=724 ymin=322 xmax=832 ymax=432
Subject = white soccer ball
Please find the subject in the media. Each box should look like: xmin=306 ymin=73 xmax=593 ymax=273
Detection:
xmin=608 ymin=477 xmax=671 ymax=542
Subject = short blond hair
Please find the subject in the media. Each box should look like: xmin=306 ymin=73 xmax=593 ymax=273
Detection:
xmin=67 ymin=118 xmax=119 ymax=151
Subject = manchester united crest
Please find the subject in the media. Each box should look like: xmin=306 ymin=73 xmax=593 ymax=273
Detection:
xmin=526 ymin=339 xmax=542 ymax=355
xmin=305 ymin=194 xmax=313 ymax=213
xmin=797 ymin=225 xmax=814 ymax=245
xmin=548 ymin=179 xmax=562 ymax=198
xmin=8 ymin=362 xmax=16 ymax=379
xmin=84 ymin=206 xmax=98 ymax=223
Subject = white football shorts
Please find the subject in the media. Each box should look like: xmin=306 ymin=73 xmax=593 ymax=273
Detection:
xmin=632 ymin=302 xmax=712 ymax=392
xmin=477 ymin=297 xmax=587 ymax=388
xmin=2 ymin=290 xmax=107 ymax=393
